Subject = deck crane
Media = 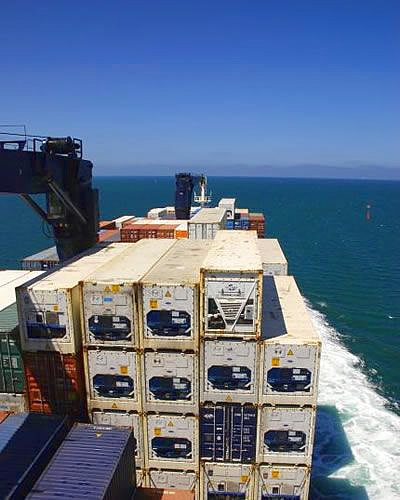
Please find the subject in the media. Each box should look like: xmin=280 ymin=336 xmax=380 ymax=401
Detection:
xmin=174 ymin=172 xmax=211 ymax=220
xmin=0 ymin=130 xmax=99 ymax=262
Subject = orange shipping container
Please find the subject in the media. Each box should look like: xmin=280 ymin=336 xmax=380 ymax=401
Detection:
xmin=0 ymin=411 xmax=11 ymax=424
xmin=24 ymin=351 xmax=86 ymax=420
xmin=99 ymin=220 xmax=116 ymax=230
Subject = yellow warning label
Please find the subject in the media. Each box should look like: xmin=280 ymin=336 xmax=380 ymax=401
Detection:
xmin=120 ymin=365 xmax=128 ymax=375
xmin=150 ymin=299 xmax=158 ymax=309
xmin=53 ymin=305 xmax=59 ymax=312
xmin=154 ymin=428 xmax=161 ymax=436
xmin=104 ymin=286 xmax=111 ymax=292
xmin=112 ymin=284 xmax=120 ymax=293
xmin=240 ymin=475 xmax=248 ymax=483
xmin=112 ymin=403 xmax=118 ymax=409
xmin=272 ymin=357 xmax=280 ymax=366
xmin=287 ymin=349 xmax=294 ymax=356
xmin=165 ymin=290 xmax=172 ymax=298
xmin=225 ymin=395 xmax=232 ymax=402
xmin=271 ymin=470 xmax=280 ymax=479
xmin=167 ymin=421 xmax=174 ymax=427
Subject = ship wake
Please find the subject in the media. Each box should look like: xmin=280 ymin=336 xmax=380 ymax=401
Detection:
xmin=306 ymin=302 xmax=400 ymax=499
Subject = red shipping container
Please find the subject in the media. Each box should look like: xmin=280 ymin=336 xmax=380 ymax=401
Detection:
xmin=24 ymin=351 xmax=87 ymax=420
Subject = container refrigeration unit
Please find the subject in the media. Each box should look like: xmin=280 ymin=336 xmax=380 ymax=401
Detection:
xmin=201 ymin=463 xmax=254 ymax=500
xmin=16 ymin=244 xmax=131 ymax=355
xmin=148 ymin=470 xmax=198 ymax=494
xmin=81 ymin=240 xmax=176 ymax=348
xmin=140 ymin=240 xmax=211 ymax=351
xmin=255 ymin=465 xmax=311 ymax=500
xmin=201 ymin=339 xmax=259 ymax=404
xmin=146 ymin=413 xmax=199 ymax=471
xmin=200 ymin=231 xmax=263 ymax=338
xmin=259 ymin=276 xmax=321 ymax=407
xmin=142 ymin=350 xmax=199 ymax=413
xmin=257 ymin=406 xmax=316 ymax=466
xmin=86 ymin=348 xmax=141 ymax=412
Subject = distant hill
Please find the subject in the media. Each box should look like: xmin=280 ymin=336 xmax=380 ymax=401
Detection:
xmin=97 ymin=164 xmax=400 ymax=180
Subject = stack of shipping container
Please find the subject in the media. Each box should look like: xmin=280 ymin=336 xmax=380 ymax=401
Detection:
xmin=249 ymin=213 xmax=265 ymax=238
xmin=198 ymin=231 xmax=319 ymax=499
xmin=15 ymin=244 xmax=131 ymax=419
xmin=0 ymin=271 xmax=44 ymax=414
xmin=199 ymin=231 xmax=263 ymax=498
xmin=80 ymin=239 xmax=177 ymax=486
xmin=8 ymin=229 xmax=319 ymax=499
xmin=256 ymin=274 xmax=320 ymax=499
xmin=139 ymin=240 xmax=211 ymax=494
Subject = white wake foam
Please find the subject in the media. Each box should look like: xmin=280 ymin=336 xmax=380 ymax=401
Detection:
xmin=307 ymin=303 xmax=400 ymax=499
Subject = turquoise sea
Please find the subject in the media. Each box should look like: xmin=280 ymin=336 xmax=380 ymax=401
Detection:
xmin=0 ymin=176 xmax=399 ymax=499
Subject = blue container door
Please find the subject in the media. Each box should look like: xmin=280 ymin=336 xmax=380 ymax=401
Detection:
xmin=200 ymin=405 xmax=257 ymax=462
xmin=230 ymin=406 xmax=257 ymax=462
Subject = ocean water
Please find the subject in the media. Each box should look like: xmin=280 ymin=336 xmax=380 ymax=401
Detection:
xmin=0 ymin=176 xmax=399 ymax=498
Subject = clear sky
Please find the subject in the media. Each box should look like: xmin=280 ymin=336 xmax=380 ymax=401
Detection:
xmin=1 ymin=1 xmax=399 ymax=174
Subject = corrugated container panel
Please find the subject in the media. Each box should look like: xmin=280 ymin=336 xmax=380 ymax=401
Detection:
xmin=82 ymin=240 xmax=176 ymax=348
xmin=0 ymin=412 xmax=69 ymax=500
xmin=142 ymin=351 xmax=199 ymax=413
xmin=136 ymin=488 xmax=195 ymax=500
xmin=200 ymin=404 xmax=257 ymax=462
xmin=201 ymin=340 xmax=259 ymax=404
xmin=201 ymin=231 xmax=263 ymax=338
xmin=85 ymin=348 xmax=141 ymax=411
xmin=146 ymin=413 xmax=199 ymax=470
xmin=17 ymin=243 xmax=131 ymax=354
xmin=0 ymin=328 xmax=25 ymax=393
xmin=260 ymin=276 xmax=321 ymax=406
xmin=258 ymin=406 xmax=316 ymax=465
xmin=256 ymin=465 xmax=310 ymax=500
xmin=140 ymin=240 xmax=211 ymax=351
xmin=0 ymin=392 xmax=27 ymax=412
xmin=24 ymin=351 xmax=86 ymax=418
xmin=0 ymin=271 xmax=46 ymax=392
xmin=148 ymin=470 xmax=198 ymax=493
xmin=256 ymin=239 xmax=288 ymax=276
xmin=201 ymin=463 xmax=254 ymax=500
xmin=27 ymin=423 xmax=136 ymax=500
xmin=91 ymin=410 xmax=144 ymax=468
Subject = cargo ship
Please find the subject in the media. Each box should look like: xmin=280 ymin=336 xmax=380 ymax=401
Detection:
xmin=0 ymin=140 xmax=320 ymax=500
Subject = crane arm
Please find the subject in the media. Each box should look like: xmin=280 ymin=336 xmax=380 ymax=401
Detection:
xmin=0 ymin=136 xmax=99 ymax=261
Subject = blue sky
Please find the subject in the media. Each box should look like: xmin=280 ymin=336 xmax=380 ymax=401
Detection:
xmin=1 ymin=1 xmax=399 ymax=174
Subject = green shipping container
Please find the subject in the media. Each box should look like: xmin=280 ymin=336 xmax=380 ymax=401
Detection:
xmin=0 ymin=303 xmax=25 ymax=393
